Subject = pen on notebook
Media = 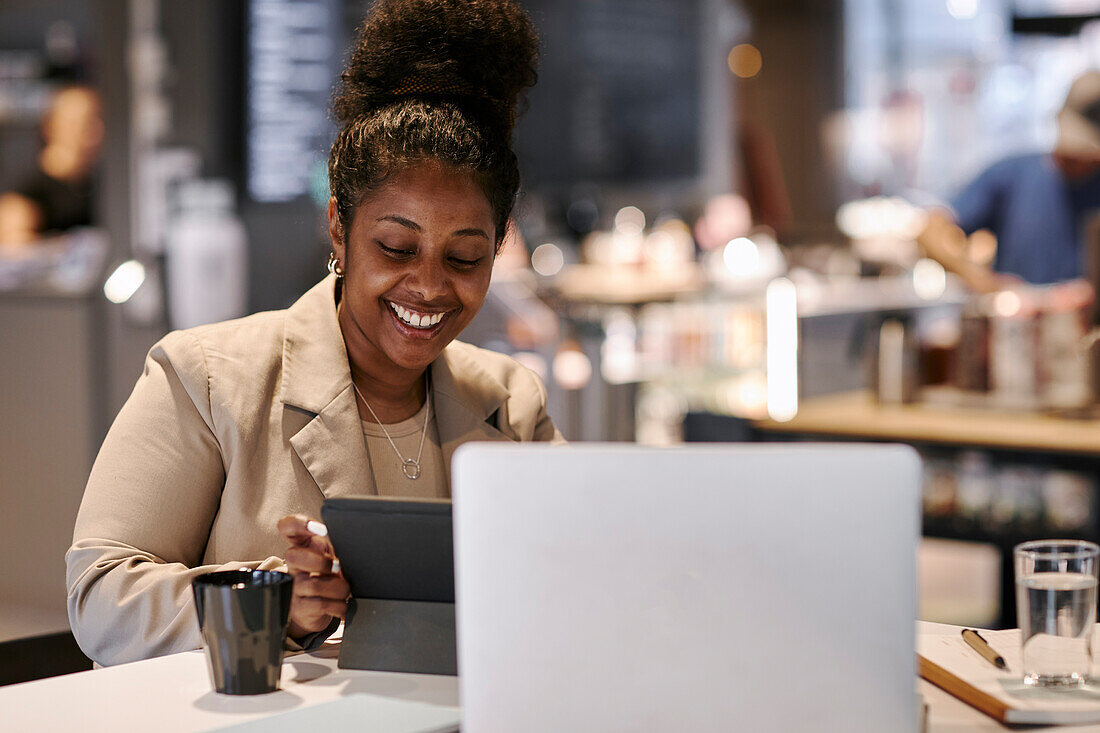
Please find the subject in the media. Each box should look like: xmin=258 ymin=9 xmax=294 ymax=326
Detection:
xmin=961 ymin=629 xmax=1008 ymax=671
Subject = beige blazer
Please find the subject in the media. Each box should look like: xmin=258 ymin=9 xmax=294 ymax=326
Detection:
xmin=67 ymin=275 xmax=563 ymax=666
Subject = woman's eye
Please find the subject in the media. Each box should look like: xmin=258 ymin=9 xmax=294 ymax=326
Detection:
xmin=378 ymin=242 xmax=414 ymax=258
xmin=450 ymin=256 xmax=483 ymax=268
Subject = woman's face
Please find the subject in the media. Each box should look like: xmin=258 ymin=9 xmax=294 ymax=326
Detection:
xmin=330 ymin=161 xmax=496 ymax=382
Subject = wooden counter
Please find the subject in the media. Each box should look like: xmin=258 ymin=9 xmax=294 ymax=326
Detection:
xmin=752 ymin=391 xmax=1100 ymax=456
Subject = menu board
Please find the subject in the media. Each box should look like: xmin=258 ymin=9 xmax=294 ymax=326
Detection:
xmin=246 ymin=0 xmax=336 ymax=203
xmin=516 ymin=0 xmax=702 ymax=189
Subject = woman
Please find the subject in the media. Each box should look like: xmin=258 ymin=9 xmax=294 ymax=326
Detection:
xmin=66 ymin=0 xmax=559 ymax=666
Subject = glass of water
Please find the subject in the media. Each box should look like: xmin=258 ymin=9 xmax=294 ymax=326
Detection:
xmin=1014 ymin=540 xmax=1100 ymax=687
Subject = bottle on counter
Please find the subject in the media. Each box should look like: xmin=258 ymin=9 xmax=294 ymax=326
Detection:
xmin=872 ymin=317 xmax=919 ymax=404
xmin=1037 ymin=282 xmax=1093 ymax=411
xmin=952 ymin=306 xmax=989 ymax=393
xmin=165 ymin=178 xmax=248 ymax=331
xmin=986 ymin=289 xmax=1039 ymax=410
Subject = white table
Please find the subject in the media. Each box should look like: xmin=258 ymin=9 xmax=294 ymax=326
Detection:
xmin=6 ymin=622 xmax=1100 ymax=731
xmin=2 ymin=634 xmax=458 ymax=732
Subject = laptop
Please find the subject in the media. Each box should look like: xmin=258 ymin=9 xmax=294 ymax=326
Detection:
xmin=452 ymin=443 xmax=920 ymax=733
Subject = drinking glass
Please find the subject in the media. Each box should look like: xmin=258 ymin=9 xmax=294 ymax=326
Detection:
xmin=192 ymin=569 xmax=294 ymax=695
xmin=1014 ymin=540 xmax=1100 ymax=687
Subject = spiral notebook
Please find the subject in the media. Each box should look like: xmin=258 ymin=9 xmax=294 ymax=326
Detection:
xmin=919 ymin=628 xmax=1100 ymax=725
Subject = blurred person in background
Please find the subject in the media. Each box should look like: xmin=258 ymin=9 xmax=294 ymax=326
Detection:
xmin=918 ymin=70 xmax=1100 ymax=294
xmin=66 ymin=0 xmax=562 ymax=667
xmin=0 ymin=84 xmax=102 ymax=249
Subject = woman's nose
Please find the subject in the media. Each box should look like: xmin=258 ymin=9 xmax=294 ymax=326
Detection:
xmin=406 ymin=258 xmax=448 ymax=300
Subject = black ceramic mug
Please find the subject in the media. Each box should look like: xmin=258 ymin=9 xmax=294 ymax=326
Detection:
xmin=192 ymin=570 xmax=294 ymax=695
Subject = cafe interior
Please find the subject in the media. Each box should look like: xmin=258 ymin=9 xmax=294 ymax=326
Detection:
xmin=4 ymin=0 xmax=1100 ymax=728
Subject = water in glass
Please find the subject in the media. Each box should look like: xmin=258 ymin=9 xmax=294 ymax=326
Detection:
xmin=1017 ymin=571 xmax=1098 ymax=687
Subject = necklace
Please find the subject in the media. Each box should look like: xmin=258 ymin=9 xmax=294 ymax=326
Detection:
xmin=352 ymin=377 xmax=431 ymax=480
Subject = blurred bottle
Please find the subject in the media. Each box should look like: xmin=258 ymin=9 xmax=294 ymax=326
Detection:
xmin=955 ymin=450 xmax=994 ymax=527
xmin=1040 ymin=309 xmax=1091 ymax=410
xmin=952 ymin=306 xmax=989 ymax=392
xmin=921 ymin=457 xmax=958 ymax=518
xmin=987 ymin=290 xmax=1037 ymax=409
xmin=165 ymin=178 xmax=247 ymax=330
xmin=1042 ymin=470 xmax=1094 ymax=531
xmin=872 ymin=317 xmax=919 ymax=404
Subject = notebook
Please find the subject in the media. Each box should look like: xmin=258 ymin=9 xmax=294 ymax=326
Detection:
xmin=452 ymin=443 xmax=922 ymax=733
xmin=920 ymin=627 xmax=1100 ymax=724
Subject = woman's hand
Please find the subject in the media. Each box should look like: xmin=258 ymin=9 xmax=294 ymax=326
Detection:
xmin=277 ymin=514 xmax=351 ymax=640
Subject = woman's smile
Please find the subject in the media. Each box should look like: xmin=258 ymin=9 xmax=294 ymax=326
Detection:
xmin=385 ymin=299 xmax=453 ymax=336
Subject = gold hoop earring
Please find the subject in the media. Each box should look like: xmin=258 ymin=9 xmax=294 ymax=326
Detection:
xmin=327 ymin=252 xmax=344 ymax=278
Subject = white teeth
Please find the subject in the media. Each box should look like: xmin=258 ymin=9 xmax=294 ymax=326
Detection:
xmin=389 ymin=302 xmax=446 ymax=329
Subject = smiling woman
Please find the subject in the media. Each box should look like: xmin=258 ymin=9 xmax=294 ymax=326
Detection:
xmin=65 ymin=0 xmax=562 ymax=667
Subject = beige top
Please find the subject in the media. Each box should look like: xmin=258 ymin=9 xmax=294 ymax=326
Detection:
xmin=361 ymin=399 xmax=447 ymax=499
xmin=66 ymin=275 xmax=565 ymax=666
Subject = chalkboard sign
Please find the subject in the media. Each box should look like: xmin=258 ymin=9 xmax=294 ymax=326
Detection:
xmin=516 ymin=0 xmax=702 ymax=190
xmin=246 ymin=0 xmax=337 ymax=203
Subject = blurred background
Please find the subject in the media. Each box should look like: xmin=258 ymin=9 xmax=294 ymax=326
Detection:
xmin=3 ymin=0 xmax=1100 ymax=679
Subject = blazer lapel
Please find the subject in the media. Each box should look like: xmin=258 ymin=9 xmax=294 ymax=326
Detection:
xmin=281 ymin=275 xmax=378 ymax=498
xmin=431 ymin=343 xmax=514 ymax=487
xmin=289 ymin=390 xmax=378 ymax=498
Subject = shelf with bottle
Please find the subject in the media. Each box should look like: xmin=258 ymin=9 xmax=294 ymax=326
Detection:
xmin=921 ymin=448 xmax=1098 ymax=539
xmin=884 ymin=281 xmax=1097 ymax=416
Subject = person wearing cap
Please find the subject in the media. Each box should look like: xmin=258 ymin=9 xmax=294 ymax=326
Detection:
xmin=918 ymin=70 xmax=1100 ymax=293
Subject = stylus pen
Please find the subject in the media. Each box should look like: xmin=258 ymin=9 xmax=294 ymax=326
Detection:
xmin=961 ymin=629 xmax=1008 ymax=671
xmin=306 ymin=521 xmax=340 ymax=575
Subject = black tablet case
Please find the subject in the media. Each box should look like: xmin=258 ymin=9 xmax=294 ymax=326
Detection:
xmin=321 ymin=496 xmax=456 ymax=676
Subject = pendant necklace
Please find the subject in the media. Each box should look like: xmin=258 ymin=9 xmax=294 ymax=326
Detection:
xmin=352 ymin=377 xmax=431 ymax=480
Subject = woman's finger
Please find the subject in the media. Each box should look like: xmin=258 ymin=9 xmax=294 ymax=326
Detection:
xmin=292 ymin=572 xmax=350 ymax=601
xmin=284 ymin=546 xmax=342 ymax=575
xmin=277 ymin=514 xmax=313 ymax=545
xmin=292 ymin=595 xmax=348 ymax=621
xmin=277 ymin=514 xmax=334 ymax=554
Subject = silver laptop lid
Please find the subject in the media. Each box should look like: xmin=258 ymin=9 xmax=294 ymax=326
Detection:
xmin=453 ymin=443 xmax=920 ymax=733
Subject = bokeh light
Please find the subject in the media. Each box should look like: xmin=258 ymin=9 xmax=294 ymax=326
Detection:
xmin=553 ymin=347 xmax=592 ymax=391
xmin=993 ymin=290 xmax=1022 ymax=318
xmin=728 ymin=44 xmax=762 ymax=79
xmin=912 ymin=258 xmax=947 ymax=301
xmin=613 ymin=206 xmax=646 ymax=236
xmin=722 ymin=237 xmax=761 ymax=277
xmin=946 ymin=0 xmax=979 ymax=19
xmin=531 ymin=242 xmax=565 ymax=277
xmin=103 ymin=260 xmax=146 ymax=304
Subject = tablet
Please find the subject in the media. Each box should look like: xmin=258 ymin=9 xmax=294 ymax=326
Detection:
xmin=320 ymin=496 xmax=456 ymax=675
xmin=321 ymin=496 xmax=454 ymax=603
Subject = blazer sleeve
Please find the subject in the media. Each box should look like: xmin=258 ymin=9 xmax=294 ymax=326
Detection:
xmin=66 ymin=331 xmax=284 ymax=667
xmin=531 ymin=375 xmax=566 ymax=444
xmin=509 ymin=362 xmax=566 ymax=444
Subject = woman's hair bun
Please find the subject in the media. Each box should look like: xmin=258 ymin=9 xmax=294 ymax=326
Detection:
xmin=334 ymin=0 xmax=538 ymax=134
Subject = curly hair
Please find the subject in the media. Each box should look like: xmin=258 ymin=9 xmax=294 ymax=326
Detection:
xmin=328 ymin=0 xmax=539 ymax=251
